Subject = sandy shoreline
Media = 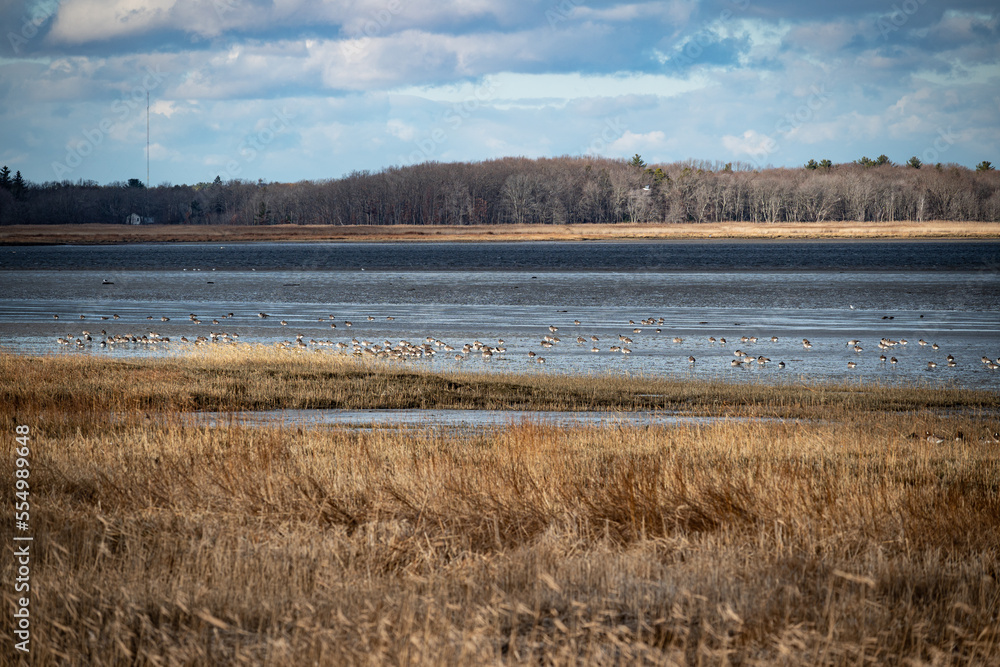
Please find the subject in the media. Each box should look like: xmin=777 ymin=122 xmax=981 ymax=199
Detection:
xmin=1 ymin=221 xmax=998 ymax=245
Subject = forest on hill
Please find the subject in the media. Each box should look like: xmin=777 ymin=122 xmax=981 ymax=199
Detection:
xmin=1 ymin=156 xmax=998 ymax=227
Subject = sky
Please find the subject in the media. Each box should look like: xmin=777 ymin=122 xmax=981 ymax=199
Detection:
xmin=0 ymin=0 xmax=997 ymax=186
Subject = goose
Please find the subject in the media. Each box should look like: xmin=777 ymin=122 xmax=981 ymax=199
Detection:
xmin=890 ymin=357 xmax=898 ymax=364
xmin=777 ymin=361 xmax=785 ymax=369
xmin=688 ymin=356 xmax=696 ymax=363
xmin=770 ymin=336 xmax=778 ymax=342
xmin=927 ymin=361 xmax=937 ymax=369
xmin=924 ymin=431 xmax=944 ymax=445
xmin=847 ymin=361 xmax=857 ymax=369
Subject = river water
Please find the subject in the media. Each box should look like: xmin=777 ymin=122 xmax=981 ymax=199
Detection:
xmin=1 ymin=240 xmax=998 ymax=390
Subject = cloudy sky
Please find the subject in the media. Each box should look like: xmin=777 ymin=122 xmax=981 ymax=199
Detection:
xmin=1 ymin=0 xmax=997 ymax=186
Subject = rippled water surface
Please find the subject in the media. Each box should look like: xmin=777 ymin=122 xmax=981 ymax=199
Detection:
xmin=2 ymin=241 xmax=998 ymax=390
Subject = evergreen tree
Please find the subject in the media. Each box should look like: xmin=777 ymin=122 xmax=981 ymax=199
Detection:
xmin=805 ymin=159 xmax=818 ymax=170
xmin=628 ymin=154 xmax=646 ymax=169
xmin=818 ymin=159 xmax=833 ymax=169
xmin=0 ymin=165 xmax=10 ymax=190
xmin=907 ymin=156 xmax=922 ymax=169
xmin=976 ymin=161 xmax=995 ymax=172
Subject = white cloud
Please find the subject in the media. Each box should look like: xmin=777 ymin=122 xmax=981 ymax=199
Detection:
xmin=391 ymin=71 xmax=709 ymax=106
xmin=722 ymin=129 xmax=777 ymax=157
xmin=151 ymin=100 xmax=180 ymax=118
xmin=48 ymin=0 xmax=179 ymax=44
xmin=608 ymin=130 xmax=667 ymax=155
xmin=386 ymin=119 xmax=416 ymax=141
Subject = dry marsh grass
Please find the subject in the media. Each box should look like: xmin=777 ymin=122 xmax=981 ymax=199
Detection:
xmin=2 ymin=348 xmax=999 ymax=664
xmin=3 ymin=347 xmax=998 ymax=422
xmin=2 ymin=220 xmax=998 ymax=245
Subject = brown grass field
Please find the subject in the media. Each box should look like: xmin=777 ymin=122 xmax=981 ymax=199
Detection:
xmin=2 ymin=349 xmax=999 ymax=665
xmin=2 ymin=220 xmax=999 ymax=245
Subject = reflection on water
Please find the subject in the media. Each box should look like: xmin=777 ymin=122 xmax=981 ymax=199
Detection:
xmin=1 ymin=242 xmax=998 ymax=391
xmin=190 ymin=408 xmax=768 ymax=430
xmin=4 ymin=240 xmax=998 ymax=272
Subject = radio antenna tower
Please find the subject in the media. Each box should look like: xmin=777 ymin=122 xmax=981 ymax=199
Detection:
xmin=146 ymin=91 xmax=150 ymax=189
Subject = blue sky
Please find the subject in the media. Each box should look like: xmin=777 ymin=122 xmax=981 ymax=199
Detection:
xmin=1 ymin=0 xmax=997 ymax=186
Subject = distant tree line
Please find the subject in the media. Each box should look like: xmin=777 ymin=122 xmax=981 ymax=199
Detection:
xmin=1 ymin=155 xmax=998 ymax=226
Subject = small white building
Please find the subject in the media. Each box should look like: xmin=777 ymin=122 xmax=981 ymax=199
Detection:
xmin=126 ymin=213 xmax=154 ymax=224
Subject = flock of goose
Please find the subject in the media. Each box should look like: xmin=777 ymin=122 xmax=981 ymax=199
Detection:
xmin=50 ymin=311 xmax=1000 ymax=378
